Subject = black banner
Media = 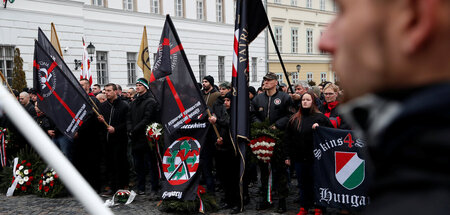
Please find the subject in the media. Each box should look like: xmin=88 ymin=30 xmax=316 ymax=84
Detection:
xmin=313 ymin=127 xmax=370 ymax=209
xmin=149 ymin=15 xmax=207 ymax=135
xmin=37 ymin=28 xmax=91 ymax=104
xmin=160 ymin=121 xmax=209 ymax=200
xmin=33 ymin=40 xmax=92 ymax=138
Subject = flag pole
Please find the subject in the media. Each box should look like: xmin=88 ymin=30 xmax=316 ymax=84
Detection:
xmin=0 ymin=71 xmax=14 ymax=95
xmin=0 ymin=84 xmax=113 ymax=215
xmin=267 ymin=23 xmax=295 ymax=94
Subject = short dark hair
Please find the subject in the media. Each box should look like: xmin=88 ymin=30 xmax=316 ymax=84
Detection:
xmin=93 ymin=84 xmax=100 ymax=88
xmin=105 ymin=83 xmax=117 ymax=90
xmin=116 ymin=84 xmax=122 ymax=91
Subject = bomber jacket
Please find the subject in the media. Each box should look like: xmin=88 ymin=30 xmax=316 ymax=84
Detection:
xmin=251 ymin=90 xmax=293 ymax=130
xmin=127 ymin=91 xmax=158 ymax=151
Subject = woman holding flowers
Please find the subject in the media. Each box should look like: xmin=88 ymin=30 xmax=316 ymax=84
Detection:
xmin=284 ymin=91 xmax=333 ymax=215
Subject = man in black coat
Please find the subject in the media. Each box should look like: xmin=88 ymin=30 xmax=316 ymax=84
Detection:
xmin=73 ymin=79 xmax=103 ymax=193
xmin=319 ymin=1 xmax=450 ymax=214
xmin=19 ymin=92 xmax=36 ymax=117
xmin=127 ymin=78 xmax=159 ymax=196
xmin=98 ymin=83 xmax=130 ymax=196
xmin=250 ymin=72 xmax=292 ymax=213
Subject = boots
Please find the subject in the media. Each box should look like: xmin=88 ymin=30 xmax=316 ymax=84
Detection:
xmin=297 ymin=207 xmax=308 ymax=215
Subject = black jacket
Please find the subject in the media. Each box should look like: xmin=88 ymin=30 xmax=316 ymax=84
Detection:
xmin=251 ymin=90 xmax=293 ymax=130
xmin=127 ymin=91 xmax=158 ymax=151
xmin=99 ymin=97 xmax=129 ymax=144
xmin=284 ymin=112 xmax=332 ymax=162
xmin=211 ymin=100 xmax=235 ymax=153
xmin=24 ymin=103 xmax=37 ymax=117
xmin=340 ymin=83 xmax=450 ymax=215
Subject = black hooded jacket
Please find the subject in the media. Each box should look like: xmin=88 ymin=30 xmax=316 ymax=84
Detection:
xmin=251 ymin=90 xmax=293 ymax=130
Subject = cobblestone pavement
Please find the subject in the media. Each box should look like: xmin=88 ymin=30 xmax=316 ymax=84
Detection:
xmin=0 ymin=181 xmax=358 ymax=215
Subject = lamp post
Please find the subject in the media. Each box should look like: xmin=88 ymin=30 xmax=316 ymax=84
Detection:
xmin=87 ymin=42 xmax=95 ymax=62
xmin=296 ymin=64 xmax=301 ymax=76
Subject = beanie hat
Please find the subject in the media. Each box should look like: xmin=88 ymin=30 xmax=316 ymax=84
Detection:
xmin=248 ymin=86 xmax=257 ymax=96
xmin=203 ymin=75 xmax=214 ymax=87
xmin=224 ymin=91 xmax=233 ymax=100
xmin=219 ymin=81 xmax=231 ymax=89
xmin=136 ymin=78 xmax=149 ymax=89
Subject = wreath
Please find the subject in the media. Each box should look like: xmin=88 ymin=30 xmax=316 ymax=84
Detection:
xmin=249 ymin=120 xmax=284 ymax=163
xmin=36 ymin=167 xmax=67 ymax=198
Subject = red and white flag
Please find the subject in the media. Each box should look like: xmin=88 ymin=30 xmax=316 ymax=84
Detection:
xmin=80 ymin=37 xmax=92 ymax=85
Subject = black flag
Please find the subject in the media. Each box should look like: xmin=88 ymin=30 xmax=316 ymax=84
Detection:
xmin=37 ymin=28 xmax=92 ymax=108
xmin=313 ymin=127 xmax=370 ymax=209
xmin=231 ymin=0 xmax=269 ymax=209
xmin=33 ymin=40 xmax=92 ymax=138
xmin=160 ymin=120 xmax=209 ymax=201
xmin=149 ymin=15 xmax=207 ymax=134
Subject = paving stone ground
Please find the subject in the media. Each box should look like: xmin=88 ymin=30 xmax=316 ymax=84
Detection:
xmin=0 ymin=180 xmax=361 ymax=215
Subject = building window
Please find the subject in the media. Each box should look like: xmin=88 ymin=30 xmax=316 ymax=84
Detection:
xmin=218 ymin=56 xmax=225 ymax=82
xmin=92 ymin=0 xmax=104 ymax=6
xmin=291 ymin=72 xmax=299 ymax=84
xmin=199 ymin=55 xmax=206 ymax=79
xmin=175 ymin=0 xmax=184 ymax=17
xmin=274 ymin=0 xmax=281 ymax=4
xmin=306 ymin=28 xmax=313 ymax=54
xmin=127 ymin=52 xmax=137 ymax=85
xmin=0 ymin=46 xmax=14 ymax=86
xmin=333 ymin=0 xmax=338 ymax=12
xmin=334 ymin=72 xmax=339 ymax=83
xmin=307 ymin=72 xmax=313 ymax=82
xmin=291 ymin=28 xmax=298 ymax=53
xmin=321 ymin=72 xmax=327 ymax=83
xmin=275 ymin=26 xmax=283 ymax=53
xmin=197 ymin=0 xmax=205 ymax=20
xmin=216 ymin=0 xmax=224 ymax=23
xmin=306 ymin=0 xmax=312 ymax=8
xmin=123 ymin=0 xmax=133 ymax=11
xmin=96 ymin=51 xmax=108 ymax=85
xmin=151 ymin=0 xmax=160 ymax=14
xmin=276 ymin=73 xmax=283 ymax=83
xmin=290 ymin=0 xmax=297 ymax=6
xmin=233 ymin=0 xmax=237 ymax=21
xmin=251 ymin=57 xmax=257 ymax=82
xmin=320 ymin=0 xmax=325 ymax=10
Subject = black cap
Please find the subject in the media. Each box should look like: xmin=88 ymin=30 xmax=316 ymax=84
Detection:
xmin=248 ymin=86 xmax=257 ymax=96
xmin=263 ymin=72 xmax=277 ymax=81
xmin=136 ymin=78 xmax=149 ymax=89
xmin=203 ymin=75 xmax=214 ymax=87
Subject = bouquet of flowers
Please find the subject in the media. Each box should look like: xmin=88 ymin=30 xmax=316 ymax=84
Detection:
xmin=146 ymin=122 xmax=163 ymax=142
xmin=249 ymin=136 xmax=276 ymax=163
xmin=104 ymin=189 xmax=136 ymax=207
xmin=11 ymin=159 xmax=34 ymax=194
xmin=37 ymin=167 xmax=66 ymax=198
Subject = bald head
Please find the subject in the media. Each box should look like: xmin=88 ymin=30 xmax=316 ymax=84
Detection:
xmin=19 ymin=92 xmax=30 ymax=106
xmin=319 ymin=0 xmax=450 ymax=100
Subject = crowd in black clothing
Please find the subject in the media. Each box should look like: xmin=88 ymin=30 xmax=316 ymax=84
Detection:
xmin=1 ymin=74 xmax=347 ymax=215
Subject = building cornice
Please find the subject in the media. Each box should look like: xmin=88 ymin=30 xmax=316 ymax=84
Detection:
xmin=267 ymin=2 xmax=336 ymax=15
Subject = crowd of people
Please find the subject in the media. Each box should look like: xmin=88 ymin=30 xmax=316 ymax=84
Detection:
xmin=1 ymin=72 xmax=348 ymax=214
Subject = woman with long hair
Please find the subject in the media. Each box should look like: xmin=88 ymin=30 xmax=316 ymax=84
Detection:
xmin=284 ymin=92 xmax=333 ymax=215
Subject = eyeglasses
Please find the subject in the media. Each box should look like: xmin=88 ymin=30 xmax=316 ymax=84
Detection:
xmin=324 ymin=93 xmax=335 ymax=96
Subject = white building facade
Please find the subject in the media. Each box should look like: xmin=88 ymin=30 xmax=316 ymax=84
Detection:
xmin=267 ymin=0 xmax=336 ymax=86
xmin=0 ymin=0 xmax=266 ymax=89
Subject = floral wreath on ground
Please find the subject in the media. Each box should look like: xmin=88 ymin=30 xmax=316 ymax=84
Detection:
xmin=37 ymin=167 xmax=66 ymax=198
xmin=0 ymin=146 xmax=45 ymax=196
xmin=249 ymin=120 xmax=284 ymax=163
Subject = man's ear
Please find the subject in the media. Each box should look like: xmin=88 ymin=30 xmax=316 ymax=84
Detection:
xmin=402 ymin=0 xmax=438 ymax=53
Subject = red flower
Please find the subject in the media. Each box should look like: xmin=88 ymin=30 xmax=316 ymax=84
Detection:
xmin=28 ymin=169 xmax=32 ymax=174
xmin=44 ymin=186 xmax=49 ymax=192
xmin=39 ymin=179 xmax=43 ymax=184
xmin=50 ymin=181 xmax=54 ymax=187
xmin=39 ymin=185 xmax=42 ymax=190
xmin=54 ymin=174 xmax=58 ymax=179
xmin=16 ymin=164 xmax=20 ymax=169
xmin=16 ymin=184 xmax=20 ymax=188
xmin=41 ymin=174 xmax=44 ymax=177
xmin=26 ymin=163 xmax=31 ymax=167
xmin=21 ymin=160 xmax=26 ymax=164
xmin=21 ymin=186 xmax=26 ymax=191
xmin=26 ymin=181 xmax=31 ymax=186
xmin=29 ymin=176 xmax=34 ymax=181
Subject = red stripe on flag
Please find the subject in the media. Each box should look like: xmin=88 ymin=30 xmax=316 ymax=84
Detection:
xmin=47 ymin=62 xmax=58 ymax=76
xmin=149 ymin=72 xmax=156 ymax=82
xmin=37 ymin=94 xmax=43 ymax=101
xmin=335 ymin=152 xmax=355 ymax=173
xmin=232 ymin=66 xmax=237 ymax=78
xmin=33 ymin=60 xmax=40 ymax=70
xmin=170 ymin=44 xmax=183 ymax=55
xmin=165 ymin=76 xmax=191 ymax=124
xmin=44 ymin=82 xmax=83 ymax=126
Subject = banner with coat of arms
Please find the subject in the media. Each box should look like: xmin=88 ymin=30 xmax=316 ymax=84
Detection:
xmin=160 ymin=119 xmax=209 ymax=201
xmin=312 ymin=127 xmax=370 ymax=209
